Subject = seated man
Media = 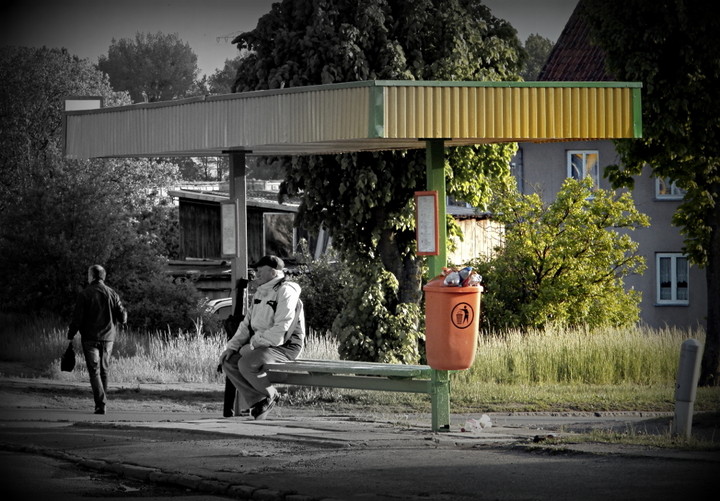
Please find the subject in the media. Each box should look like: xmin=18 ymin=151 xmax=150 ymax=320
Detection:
xmin=219 ymin=255 xmax=304 ymax=420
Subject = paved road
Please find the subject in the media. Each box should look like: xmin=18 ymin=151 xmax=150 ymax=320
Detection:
xmin=1 ymin=378 xmax=718 ymax=500
xmin=2 ymin=451 xmax=232 ymax=501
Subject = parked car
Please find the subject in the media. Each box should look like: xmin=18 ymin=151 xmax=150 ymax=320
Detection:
xmin=206 ymin=297 xmax=233 ymax=321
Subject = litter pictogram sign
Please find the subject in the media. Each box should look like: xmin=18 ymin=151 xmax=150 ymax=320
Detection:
xmin=450 ymin=302 xmax=474 ymax=329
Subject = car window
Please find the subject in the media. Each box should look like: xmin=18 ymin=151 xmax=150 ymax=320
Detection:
xmin=214 ymin=305 xmax=232 ymax=320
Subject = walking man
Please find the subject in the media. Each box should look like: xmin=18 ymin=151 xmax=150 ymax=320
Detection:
xmin=219 ymin=255 xmax=304 ymax=420
xmin=67 ymin=265 xmax=127 ymax=414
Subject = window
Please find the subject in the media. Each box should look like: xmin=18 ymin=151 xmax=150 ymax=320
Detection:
xmin=656 ymin=253 xmax=689 ymax=305
xmin=511 ymin=148 xmax=524 ymax=194
xmin=655 ymin=178 xmax=686 ymax=200
xmin=567 ymin=151 xmax=599 ymax=187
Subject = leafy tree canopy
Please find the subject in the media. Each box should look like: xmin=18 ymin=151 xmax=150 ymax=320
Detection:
xmin=521 ymin=33 xmax=554 ymax=80
xmin=475 ymin=178 xmax=649 ymax=331
xmin=0 ymin=46 xmax=129 ymax=209
xmin=98 ymin=31 xmax=202 ymax=103
xmin=0 ymin=46 xmax=205 ymax=331
xmin=230 ymin=0 xmax=526 ymax=362
xmin=582 ymin=0 xmax=720 ymax=385
xmin=208 ymin=56 xmax=244 ymax=95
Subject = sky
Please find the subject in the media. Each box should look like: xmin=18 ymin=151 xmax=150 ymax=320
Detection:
xmin=0 ymin=0 xmax=578 ymax=78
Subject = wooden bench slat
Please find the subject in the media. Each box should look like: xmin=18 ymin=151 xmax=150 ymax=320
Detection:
xmin=268 ymin=372 xmax=434 ymax=393
xmin=265 ymin=359 xmax=432 ymax=378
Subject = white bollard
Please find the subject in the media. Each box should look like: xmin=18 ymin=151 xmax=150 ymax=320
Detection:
xmin=672 ymin=339 xmax=703 ymax=438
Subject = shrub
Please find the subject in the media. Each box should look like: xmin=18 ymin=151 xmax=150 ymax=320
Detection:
xmin=332 ymin=268 xmax=423 ymax=364
xmin=474 ymin=178 xmax=649 ymax=331
xmin=293 ymin=246 xmax=352 ymax=335
xmin=123 ymin=274 xmax=213 ymax=333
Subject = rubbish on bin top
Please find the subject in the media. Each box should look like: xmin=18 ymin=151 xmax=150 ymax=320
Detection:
xmin=441 ymin=266 xmax=482 ymax=287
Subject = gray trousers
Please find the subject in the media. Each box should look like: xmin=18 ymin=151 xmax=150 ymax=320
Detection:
xmin=81 ymin=340 xmax=114 ymax=409
xmin=222 ymin=343 xmax=301 ymax=409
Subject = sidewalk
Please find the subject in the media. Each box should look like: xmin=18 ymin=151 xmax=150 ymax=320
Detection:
xmin=1 ymin=376 xmax=718 ymax=500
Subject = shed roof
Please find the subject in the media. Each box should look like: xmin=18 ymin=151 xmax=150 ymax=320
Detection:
xmin=64 ymin=80 xmax=641 ymax=159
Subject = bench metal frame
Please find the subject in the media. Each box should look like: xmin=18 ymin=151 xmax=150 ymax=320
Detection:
xmin=265 ymin=359 xmax=450 ymax=432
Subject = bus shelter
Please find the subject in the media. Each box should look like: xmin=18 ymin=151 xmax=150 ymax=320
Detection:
xmin=65 ymin=80 xmax=642 ymax=427
xmin=65 ymin=79 xmax=642 ymax=281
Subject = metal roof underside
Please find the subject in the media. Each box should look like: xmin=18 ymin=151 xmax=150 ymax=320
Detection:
xmin=64 ymin=80 xmax=642 ymax=159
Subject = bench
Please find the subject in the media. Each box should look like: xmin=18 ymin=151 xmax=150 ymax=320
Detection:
xmin=264 ymin=359 xmax=451 ymax=432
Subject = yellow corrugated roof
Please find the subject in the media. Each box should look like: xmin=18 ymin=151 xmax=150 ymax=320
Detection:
xmin=64 ymin=80 xmax=641 ymax=159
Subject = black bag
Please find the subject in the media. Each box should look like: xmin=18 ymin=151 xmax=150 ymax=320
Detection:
xmin=61 ymin=342 xmax=75 ymax=372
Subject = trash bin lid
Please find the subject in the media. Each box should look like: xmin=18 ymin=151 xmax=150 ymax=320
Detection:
xmin=423 ymin=276 xmax=483 ymax=293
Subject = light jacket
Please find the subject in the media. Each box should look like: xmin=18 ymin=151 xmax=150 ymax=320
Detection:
xmin=226 ymin=274 xmax=301 ymax=351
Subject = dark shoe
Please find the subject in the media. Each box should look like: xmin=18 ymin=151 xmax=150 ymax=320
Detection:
xmin=223 ymin=408 xmax=250 ymax=418
xmin=94 ymin=407 xmax=106 ymax=415
xmin=250 ymin=395 xmax=277 ymax=420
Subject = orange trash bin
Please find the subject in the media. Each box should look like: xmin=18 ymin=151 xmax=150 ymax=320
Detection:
xmin=423 ymin=276 xmax=482 ymax=370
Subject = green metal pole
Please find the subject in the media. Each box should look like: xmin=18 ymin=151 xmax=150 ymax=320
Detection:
xmin=425 ymin=139 xmax=450 ymax=432
xmin=425 ymin=139 xmax=447 ymax=279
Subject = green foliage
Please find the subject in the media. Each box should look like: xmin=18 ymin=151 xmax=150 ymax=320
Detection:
xmin=293 ymin=246 xmax=353 ymax=334
xmin=136 ymin=204 xmax=180 ymax=260
xmin=582 ymin=0 xmax=720 ymax=268
xmin=0 ymin=46 xmax=200 ymax=332
xmin=332 ymin=267 xmax=423 ymax=364
xmin=581 ymin=0 xmax=720 ymax=385
xmin=122 ymin=274 xmax=210 ymax=333
xmin=0 ymin=46 xmax=129 ymax=209
xmin=521 ymin=34 xmax=554 ymax=81
xmin=475 ymin=178 xmax=649 ymax=330
xmin=98 ymin=32 xmax=201 ymax=103
xmin=208 ymin=56 xmax=244 ymax=95
xmin=232 ymin=0 xmax=524 ymax=361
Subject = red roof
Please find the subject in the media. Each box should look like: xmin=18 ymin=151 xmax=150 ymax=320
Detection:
xmin=537 ymin=1 xmax=613 ymax=81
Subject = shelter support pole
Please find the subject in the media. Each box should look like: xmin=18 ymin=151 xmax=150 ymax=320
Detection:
xmin=228 ymin=150 xmax=249 ymax=292
xmin=228 ymin=151 xmax=249 ymax=416
xmin=425 ymin=139 xmax=450 ymax=432
xmin=425 ymin=139 xmax=447 ymax=278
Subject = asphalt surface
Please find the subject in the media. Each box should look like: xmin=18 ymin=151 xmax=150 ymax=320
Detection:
xmin=1 ymin=376 xmax=718 ymax=501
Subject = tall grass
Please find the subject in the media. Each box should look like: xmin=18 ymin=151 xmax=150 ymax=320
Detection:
xmin=0 ymin=312 xmax=707 ymax=392
xmin=0 ymin=313 xmax=340 ymax=384
xmin=459 ymin=324 xmax=699 ymax=386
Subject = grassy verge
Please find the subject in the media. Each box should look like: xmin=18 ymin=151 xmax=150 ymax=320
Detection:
xmin=1 ymin=312 xmax=718 ymax=415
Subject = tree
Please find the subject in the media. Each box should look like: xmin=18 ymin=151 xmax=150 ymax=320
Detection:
xmin=475 ymin=178 xmax=649 ymax=331
xmin=0 ymin=46 xmax=208 ymax=331
xmin=231 ymin=0 xmax=525 ymax=362
xmin=98 ymin=32 xmax=202 ymax=103
xmin=0 ymin=47 xmax=129 ymax=212
xmin=208 ymin=56 xmax=244 ymax=95
xmin=521 ymin=34 xmax=554 ymax=80
xmin=582 ymin=0 xmax=720 ymax=386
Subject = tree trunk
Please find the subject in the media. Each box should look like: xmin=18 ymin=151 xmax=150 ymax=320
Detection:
xmin=699 ymin=180 xmax=720 ymax=386
xmin=378 ymin=228 xmax=423 ymax=306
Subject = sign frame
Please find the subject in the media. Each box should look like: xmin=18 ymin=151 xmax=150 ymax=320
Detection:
xmin=221 ymin=201 xmax=237 ymax=257
xmin=415 ymin=190 xmax=439 ymax=256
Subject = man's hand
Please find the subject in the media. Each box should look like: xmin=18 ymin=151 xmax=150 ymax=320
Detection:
xmin=219 ymin=348 xmax=236 ymax=365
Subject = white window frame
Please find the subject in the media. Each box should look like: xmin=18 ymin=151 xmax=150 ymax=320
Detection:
xmin=655 ymin=178 xmax=686 ymax=200
xmin=656 ymin=253 xmax=689 ymax=306
xmin=567 ymin=150 xmax=600 ymax=187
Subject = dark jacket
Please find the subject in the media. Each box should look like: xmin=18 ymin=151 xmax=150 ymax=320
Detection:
xmin=67 ymin=280 xmax=127 ymax=342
